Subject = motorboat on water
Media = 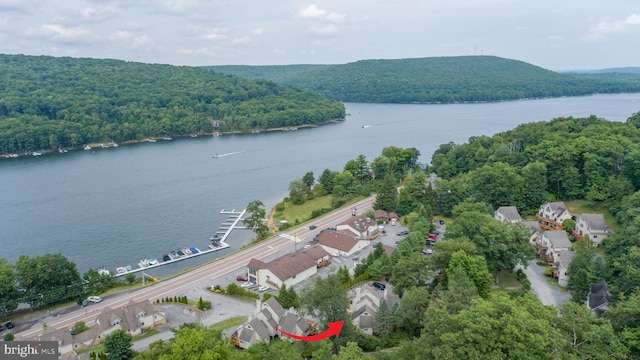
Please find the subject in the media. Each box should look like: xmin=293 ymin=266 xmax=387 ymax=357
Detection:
xmin=116 ymin=265 xmax=132 ymax=274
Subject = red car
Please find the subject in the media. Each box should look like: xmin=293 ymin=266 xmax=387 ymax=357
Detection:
xmin=236 ymin=275 xmax=248 ymax=282
xmin=428 ymin=233 xmax=436 ymax=239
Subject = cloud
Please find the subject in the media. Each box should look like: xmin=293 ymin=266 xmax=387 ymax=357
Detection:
xmin=109 ymin=30 xmax=156 ymax=50
xmin=176 ymin=47 xmax=217 ymax=57
xmin=199 ymin=27 xmax=230 ymax=41
xmin=80 ymin=6 xmax=117 ymax=23
xmin=232 ymin=36 xmax=251 ymax=44
xmin=29 ymin=23 xmax=93 ymax=43
xmin=253 ymin=28 xmax=264 ymax=36
xmin=298 ymin=4 xmax=326 ymax=19
xmin=310 ymin=24 xmax=338 ymax=36
xmin=582 ymin=12 xmax=640 ymax=41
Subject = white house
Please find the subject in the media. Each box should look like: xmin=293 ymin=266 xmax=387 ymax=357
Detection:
xmin=537 ymin=202 xmax=572 ymax=231
xmin=349 ymin=284 xmax=399 ymax=335
xmin=316 ymin=230 xmax=369 ymax=257
xmin=572 ymin=213 xmax=609 ymax=246
xmin=232 ymin=298 xmax=316 ymax=349
xmin=522 ymin=220 xmax=541 ymax=245
xmin=537 ymin=230 xmax=572 ymax=264
xmin=247 ymin=245 xmax=331 ymax=289
xmin=494 ymin=206 xmax=522 ymax=223
xmin=554 ymin=250 xmax=576 ymax=287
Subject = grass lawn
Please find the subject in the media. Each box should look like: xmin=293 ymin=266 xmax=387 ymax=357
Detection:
xmin=76 ymin=328 xmax=161 ymax=355
xmin=209 ymin=316 xmax=247 ymax=332
xmin=273 ymin=195 xmax=333 ymax=224
xmin=492 ymin=271 xmax=522 ymax=289
xmin=565 ymin=199 xmax=619 ymax=231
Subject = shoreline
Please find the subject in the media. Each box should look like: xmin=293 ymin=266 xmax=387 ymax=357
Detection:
xmin=0 ymin=118 xmax=345 ymax=159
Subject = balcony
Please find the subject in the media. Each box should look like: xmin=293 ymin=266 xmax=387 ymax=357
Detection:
xmin=536 ymin=213 xmax=564 ymax=231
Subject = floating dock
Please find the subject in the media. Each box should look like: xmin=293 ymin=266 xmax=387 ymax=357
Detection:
xmin=112 ymin=208 xmax=247 ymax=277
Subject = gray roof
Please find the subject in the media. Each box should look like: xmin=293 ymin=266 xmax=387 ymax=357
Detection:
xmin=522 ymin=220 xmax=540 ymax=234
xmin=247 ymin=317 xmax=270 ymax=340
xmin=588 ymin=280 xmax=610 ymax=312
xmin=263 ymin=297 xmax=285 ymax=318
xmin=581 ymin=214 xmax=608 ymax=232
xmin=546 ymin=230 xmax=572 ymax=249
xmin=279 ymin=313 xmax=302 ymax=334
xmin=558 ymin=250 xmax=577 ymax=268
xmin=497 ymin=206 xmax=522 ymax=221
xmin=547 ymin=201 xmax=567 ymax=213
xmin=238 ymin=327 xmax=255 ymax=343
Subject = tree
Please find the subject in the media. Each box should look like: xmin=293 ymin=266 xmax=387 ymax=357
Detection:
xmin=344 ymin=155 xmax=370 ymax=183
xmin=302 ymin=171 xmax=315 ymax=190
xmin=558 ymin=302 xmax=628 ymax=359
xmin=70 ymin=321 xmax=88 ymax=335
xmin=161 ymin=324 xmax=233 ymax=360
xmin=243 ymin=200 xmax=268 ymax=239
xmin=397 ymin=171 xmax=430 ymax=216
xmin=467 ymin=162 xmax=524 ymax=209
xmin=374 ymin=300 xmax=394 ymax=338
xmin=276 ymin=283 xmax=299 ymax=309
xmin=567 ymin=248 xmax=607 ymax=302
xmin=310 ymin=340 xmax=334 ymax=360
xmin=446 ymin=250 xmax=493 ymax=299
xmin=374 ymin=174 xmax=397 ymax=212
xmin=605 ymin=289 xmax=640 ymax=357
xmin=431 ymin=265 xmax=479 ymax=315
xmin=104 ymin=329 xmax=134 ymax=360
xmin=394 ymin=286 xmax=429 ymax=337
xmin=318 ymin=169 xmax=338 ymax=193
xmin=418 ymin=293 xmax=565 ymax=360
xmin=83 ymin=268 xmax=116 ymax=295
xmin=299 ymin=273 xmax=350 ymax=326
xmin=16 ymin=253 xmax=83 ymax=308
xmin=4 ymin=332 xmax=14 ymax=341
xmin=390 ymin=252 xmax=432 ymax=295
xmin=288 ymin=179 xmax=308 ymax=205
xmin=335 ymin=342 xmax=366 ymax=360
xmin=0 ymin=258 xmax=19 ymax=316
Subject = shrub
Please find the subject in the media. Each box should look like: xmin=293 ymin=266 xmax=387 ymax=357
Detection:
xmin=275 ymin=202 xmax=285 ymax=212
xmin=544 ymin=267 xmax=553 ymax=277
xmin=4 ymin=332 xmax=14 ymax=341
xmin=515 ymin=268 xmax=527 ymax=282
xmin=70 ymin=321 xmax=88 ymax=335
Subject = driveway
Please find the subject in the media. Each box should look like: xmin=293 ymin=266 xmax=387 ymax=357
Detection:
xmin=518 ymin=260 xmax=572 ymax=307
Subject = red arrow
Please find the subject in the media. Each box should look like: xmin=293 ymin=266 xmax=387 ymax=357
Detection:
xmin=277 ymin=320 xmax=344 ymax=342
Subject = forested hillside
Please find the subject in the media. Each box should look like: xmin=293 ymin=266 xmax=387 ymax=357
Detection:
xmin=0 ymin=54 xmax=345 ymax=154
xmin=207 ymin=56 xmax=640 ymax=103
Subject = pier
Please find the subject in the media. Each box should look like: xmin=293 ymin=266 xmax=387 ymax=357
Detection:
xmin=112 ymin=208 xmax=247 ymax=277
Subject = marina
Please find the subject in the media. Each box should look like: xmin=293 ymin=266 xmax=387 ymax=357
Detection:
xmin=112 ymin=208 xmax=247 ymax=277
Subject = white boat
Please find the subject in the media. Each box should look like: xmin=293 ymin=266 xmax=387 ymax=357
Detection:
xmin=138 ymin=259 xmax=150 ymax=268
xmin=32 ymin=152 xmax=43 ymax=156
xmin=112 ymin=143 xmax=119 ymax=147
xmin=116 ymin=265 xmax=132 ymax=274
xmin=84 ymin=145 xmax=91 ymax=150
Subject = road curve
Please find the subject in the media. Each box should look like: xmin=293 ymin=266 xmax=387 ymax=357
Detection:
xmin=16 ymin=196 xmax=376 ymax=339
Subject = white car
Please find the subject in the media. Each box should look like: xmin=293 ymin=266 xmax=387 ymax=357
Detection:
xmin=257 ymin=286 xmax=270 ymax=292
xmin=240 ymin=282 xmax=252 ymax=288
xmin=87 ymin=296 xmax=102 ymax=303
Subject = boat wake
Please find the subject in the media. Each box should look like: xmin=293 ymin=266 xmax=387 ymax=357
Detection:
xmin=213 ymin=151 xmax=245 ymax=158
xmin=362 ymin=125 xmax=371 ymax=128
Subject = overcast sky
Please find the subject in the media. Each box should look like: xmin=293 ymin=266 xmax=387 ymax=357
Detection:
xmin=0 ymin=1 xmax=638 ymax=71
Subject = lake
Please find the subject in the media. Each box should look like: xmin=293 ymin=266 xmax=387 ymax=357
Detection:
xmin=1 ymin=93 xmax=639 ymax=276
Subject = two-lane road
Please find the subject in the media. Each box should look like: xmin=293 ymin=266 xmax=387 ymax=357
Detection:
xmin=16 ymin=196 xmax=375 ymax=340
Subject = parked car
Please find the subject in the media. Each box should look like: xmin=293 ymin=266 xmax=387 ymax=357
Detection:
xmin=439 ymin=219 xmax=445 ymax=225
xmin=396 ymin=230 xmax=409 ymax=236
xmin=426 ymin=239 xmax=436 ymax=246
xmin=423 ymin=248 xmax=434 ymax=255
xmin=4 ymin=321 xmax=14 ymax=329
xmin=309 ymin=225 xmax=317 ymax=230
xmin=77 ymin=299 xmax=88 ymax=307
xmin=236 ymin=275 xmax=248 ymax=281
xmin=428 ymin=233 xmax=437 ymax=239
xmin=87 ymin=296 xmax=102 ymax=303
xmin=240 ymin=282 xmax=252 ymax=288
xmin=372 ymin=282 xmax=386 ymax=291
xmin=257 ymin=285 xmax=270 ymax=292
xmin=0 ymin=324 xmax=4 ymax=332
xmin=429 ymin=230 xmax=440 ymax=235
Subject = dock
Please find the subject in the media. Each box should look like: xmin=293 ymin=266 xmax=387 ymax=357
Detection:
xmin=112 ymin=208 xmax=247 ymax=277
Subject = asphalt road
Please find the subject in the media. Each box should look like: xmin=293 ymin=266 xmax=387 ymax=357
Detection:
xmin=14 ymin=196 xmax=376 ymax=340
xmin=519 ymin=260 xmax=572 ymax=307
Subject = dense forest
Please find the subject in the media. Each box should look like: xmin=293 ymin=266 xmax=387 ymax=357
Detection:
xmin=207 ymin=56 xmax=640 ymax=104
xmin=0 ymin=54 xmax=345 ymax=155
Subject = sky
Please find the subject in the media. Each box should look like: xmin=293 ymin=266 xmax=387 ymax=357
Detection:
xmin=0 ymin=0 xmax=638 ymax=71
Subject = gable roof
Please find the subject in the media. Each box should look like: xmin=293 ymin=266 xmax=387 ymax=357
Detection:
xmin=546 ymin=230 xmax=571 ymax=249
xmin=299 ymin=244 xmax=331 ymax=260
xmin=496 ymin=206 xmax=522 ymax=221
xmin=248 ymin=247 xmax=329 ymax=282
xmin=246 ymin=317 xmax=270 ymax=340
xmin=316 ymin=231 xmax=360 ymax=253
xmin=543 ymin=201 xmax=568 ymax=215
xmin=263 ymin=297 xmax=285 ymax=318
xmin=522 ymin=220 xmax=540 ymax=235
xmin=588 ymin=280 xmax=610 ymax=311
xmin=580 ymin=213 xmax=608 ymax=232
xmin=382 ymin=245 xmax=394 ymax=256
xmin=279 ymin=312 xmax=310 ymax=334
xmin=339 ymin=215 xmax=376 ymax=231
xmin=558 ymin=250 xmax=576 ymax=268
xmin=374 ymin=209 xmax=390 ymax=220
